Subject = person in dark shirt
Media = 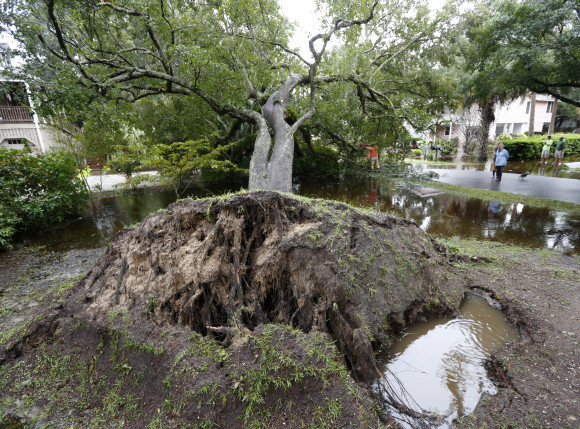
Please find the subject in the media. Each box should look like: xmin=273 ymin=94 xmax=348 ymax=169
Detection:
xmin=553 ymin=137 xmax=566 ymax=167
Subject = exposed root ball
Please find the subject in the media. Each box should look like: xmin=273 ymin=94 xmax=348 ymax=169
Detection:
xmin=74 ymin=191 xmax=464 ymax=380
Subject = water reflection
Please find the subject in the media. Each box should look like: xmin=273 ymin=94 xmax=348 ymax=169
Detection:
xmin=26 ymin=181 xmax=244 ymax=251
xmin=486 ymin=201 xmax=501 ymax=218
xmin=375 ymin=294 xmax=519 ymax=428
xmin=298 ymin=177 xmax=579 ymax=254
xmin=23 ymin=175 xmax=580 ymax=254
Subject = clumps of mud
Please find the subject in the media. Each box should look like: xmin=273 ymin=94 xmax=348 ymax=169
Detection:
xmin=72 ymin=191 xmax=464 ymax=380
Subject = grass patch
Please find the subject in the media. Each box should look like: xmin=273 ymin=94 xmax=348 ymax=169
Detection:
xmin=440 ymin=236 xmax=560 ymax=263
xmin=417 ymin=181 xmax=580 ymax=213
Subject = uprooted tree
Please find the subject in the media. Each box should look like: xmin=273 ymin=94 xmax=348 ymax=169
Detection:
xmin=3 ymin=0 xmax=456 ymax=191
xmin=73 ymin=192 xmax=466 ymax=424
xmin=0 ymin=192 xmax=473 ymax=427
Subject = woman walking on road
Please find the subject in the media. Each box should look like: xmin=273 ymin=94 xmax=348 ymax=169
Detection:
xmin=494 ymin=143 xmax=509 ymax=182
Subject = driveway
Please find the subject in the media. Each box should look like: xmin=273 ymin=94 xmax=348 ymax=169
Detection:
xmin=85 ymin=171 xmax=160 ymax=192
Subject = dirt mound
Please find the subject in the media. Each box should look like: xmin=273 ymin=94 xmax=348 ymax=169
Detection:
xmin=75 ymin=191 xmax=464 ymax=380
xmin=1 ymin=191 xmax=468 ymax=427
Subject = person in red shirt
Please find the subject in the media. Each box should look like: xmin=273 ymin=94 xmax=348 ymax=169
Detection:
xmin=361 ymin=143 xmax=380 ymax=170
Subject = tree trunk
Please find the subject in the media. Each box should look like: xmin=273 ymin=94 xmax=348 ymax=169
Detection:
xmin=248 ymin=116 xmax=273 ymax=191
xmin=477 ymin=99 xmax=495 ymax=162
xmin=528 ymin=93 xmax=536 ymax=136
xmin=548 ymin=98 xmax=558 ymax=134
xmin=249 ymin=74 xmax=304 ymax=192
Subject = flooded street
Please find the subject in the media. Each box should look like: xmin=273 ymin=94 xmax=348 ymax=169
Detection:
xmin=374 ymin=293 xmax=519 ymax=428
xmin=417 ymin=155 xmax=580 ymax=180
xmin=297 ymin=177 xmax=580 ymax=254
xmin=26 ymin=170 xmax=580 ymax=254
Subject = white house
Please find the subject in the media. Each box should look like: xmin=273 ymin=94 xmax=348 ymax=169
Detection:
xmin=428 ymin=94 xmax=556 ymax=145
xmin=0 ymin=43 xmax=60 ymax=154
xmin=492 ymin=94 xmax=555 ymax=137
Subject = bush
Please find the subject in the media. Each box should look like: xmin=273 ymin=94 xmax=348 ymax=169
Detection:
xmin=294 ymin=145 xmax=341 ymax=177
xmin=496 ymin=133 xmax=513 ymax=142
xmin=411 ymin=149 xmax=422 ymax=156
xmin=0 ymin=148 xmax=89 ymax=250
xmin=440 ymin=138 xmax=458 ymax=155
xmin=501 ymin=133 xmax=580 ymax=160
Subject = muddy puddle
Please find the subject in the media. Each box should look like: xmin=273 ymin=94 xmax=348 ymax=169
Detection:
xmin=21 ymin=175 xmax=579 ymax=254
xmin=374 ymin=293 xmax=519 ymax=428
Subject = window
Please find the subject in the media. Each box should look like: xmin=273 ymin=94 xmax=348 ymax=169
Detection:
xmin=546 ymin=101 xmax=553 ymax=113
xmin=444 ymin=126 xmax=450 ymax=136
xmin=526 ymin=101 xmax=531 ymax=114
xmin=6 ymin=139 xmax=24 ymax=145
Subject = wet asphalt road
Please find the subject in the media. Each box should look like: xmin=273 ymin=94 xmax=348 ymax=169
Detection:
xmin=87 ymin=169 xmax=580 ymax=205
xmin=429 ymin=169 xmax=580 ymax=205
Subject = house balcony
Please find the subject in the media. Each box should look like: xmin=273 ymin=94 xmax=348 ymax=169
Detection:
xmin=0 ymin=106 xmax=34 ymax=123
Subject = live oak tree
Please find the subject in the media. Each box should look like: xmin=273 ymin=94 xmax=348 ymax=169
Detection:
xmin=465 ymin=0 xmax=580 ymax=109
xmin=3 ymin=0 xmax=456 ymax=191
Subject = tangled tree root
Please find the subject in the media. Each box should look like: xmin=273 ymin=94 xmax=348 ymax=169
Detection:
xmin=73 ymin=191 xmax=465 ymax=381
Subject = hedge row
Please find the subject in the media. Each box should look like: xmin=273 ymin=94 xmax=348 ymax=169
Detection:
xmin=499 ymin=134 xmax=580 ymax=161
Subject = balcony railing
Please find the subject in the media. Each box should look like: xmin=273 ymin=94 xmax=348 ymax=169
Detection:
xmin=0 ymin=106 xmax=34 ymax=123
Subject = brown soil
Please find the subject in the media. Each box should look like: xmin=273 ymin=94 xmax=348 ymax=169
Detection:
xmin=452 ymin=244 xmax=580 ymax=429
xmin=0 ymin=191 xmax=578 ymax=428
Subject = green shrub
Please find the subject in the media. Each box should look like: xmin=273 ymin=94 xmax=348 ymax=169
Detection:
xmin=502 ymin=133 xmax=580 ymax=160
xmin=496 ymin=133 xmax=513 ymax=142
xmin=411 ymin=149 xmax=422 ymax=156
xmin=294 ymin=145 xmax=341 ymax=177
xmin=501 ymin=139 xmax=540 ymax=160
xmin=0 ymin=148 xmax=89 ymax=250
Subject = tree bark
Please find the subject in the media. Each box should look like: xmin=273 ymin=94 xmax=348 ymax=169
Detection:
xmin=528 ymin=93 xmax=536 ymax=136
xmin=249 ymin=74 xmax=305 ymax=192
xmin=248 ymin=115 xmax=273 ymax=191
xmin=548 ymin=98 xmax=558 ymax=134
xmin=477 ymin=99 xmax=495 ymax=162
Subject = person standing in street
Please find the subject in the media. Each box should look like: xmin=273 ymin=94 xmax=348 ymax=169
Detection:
xmin=494 ymin=142 xmax=509 ymax=181
xmin=492 ymin=143 xmax=500 ymax=178
xmin=553 ymin=137 xmax=566 ymax=167
xmin=541 ymin=135 xmax=553 ymax=166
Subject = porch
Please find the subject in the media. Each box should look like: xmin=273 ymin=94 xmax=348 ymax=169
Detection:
xmin=0 ymin=106 xmax=34 ymax=123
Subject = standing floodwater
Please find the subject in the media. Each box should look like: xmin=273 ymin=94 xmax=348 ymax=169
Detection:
xmin=19 ymin=175 xmax=579 ymax=253
xmin=374 ymin=293 xmax=518 ymax=428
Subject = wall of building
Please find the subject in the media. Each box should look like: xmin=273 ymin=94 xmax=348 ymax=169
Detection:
xmin=0 ymin=123 xmax=62 ymax=154
xmin=424 ymin=95 xmax=557 ymax=148
xmin=493 ymin=95 xmax=554 ymax=137
xmin=0 ymin=123 xmax=42 ymax=153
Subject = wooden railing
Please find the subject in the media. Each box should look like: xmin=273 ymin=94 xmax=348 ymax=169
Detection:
xmin=0 ymin=106 xmax=34 ymax=123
